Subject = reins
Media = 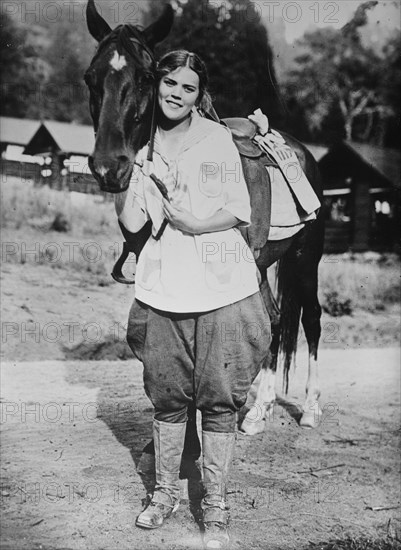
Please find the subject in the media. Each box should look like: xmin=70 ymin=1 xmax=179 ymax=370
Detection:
xmin=115 ymin=25 xmax=158 ymax=161
xmin=97 ymin=25 xmax=158 ymax=283
xmin=147 ymin=91 xmax=157 ymax=162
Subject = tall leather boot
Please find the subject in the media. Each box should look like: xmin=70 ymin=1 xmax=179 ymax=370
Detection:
xmin=136 ymin=419 xmax=186 ymax=529
xmin=201 ymin=431 xmax=235 ymax=550
xmin=136 ymin=402 xmax=203 ymax=512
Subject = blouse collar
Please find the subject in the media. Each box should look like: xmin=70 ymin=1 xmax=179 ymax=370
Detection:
xmin=152 ymin=109 xmax=219 ymax=159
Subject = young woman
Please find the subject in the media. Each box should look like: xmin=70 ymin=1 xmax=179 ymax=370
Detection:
xmin=116 ymin=50 xmax=271 ymax=550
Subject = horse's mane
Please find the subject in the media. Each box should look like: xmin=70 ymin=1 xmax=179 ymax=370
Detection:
xmin=91 ymin=24 xmax=155 ymax=78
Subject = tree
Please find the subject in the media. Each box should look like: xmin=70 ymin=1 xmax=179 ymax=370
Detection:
xmin=146 ymin=0 xmax=284 ymax=124
xmin=283 ymin=1 xmax=399 ymax=145
xmin=41 ymin=20 xmax=92 ymax=124
xmin=0 ymin=13 xmax=51 ymax=118
xmin=376 ymin=32 xmax=401 ymax=147
xmin=3 ymin=0 xmax=284 ymax=125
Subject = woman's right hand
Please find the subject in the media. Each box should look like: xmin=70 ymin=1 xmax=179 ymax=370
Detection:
xmin=162 ymin=199 xmax=201 ymax=234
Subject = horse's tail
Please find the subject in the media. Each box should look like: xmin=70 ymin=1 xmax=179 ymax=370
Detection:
xmin=276 ymin=247 xmax=302 ymax=393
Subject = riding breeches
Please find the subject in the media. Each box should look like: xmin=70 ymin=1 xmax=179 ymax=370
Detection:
xmin=127 ymin=292 xmax=271 ymax=432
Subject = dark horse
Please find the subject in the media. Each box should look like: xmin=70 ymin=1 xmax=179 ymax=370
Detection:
xmin=85 ymin=0 xmax=325 ymax=435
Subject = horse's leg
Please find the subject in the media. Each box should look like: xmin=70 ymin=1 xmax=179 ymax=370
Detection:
xmin=291 ymin=223 xmax=324 ymax=428
xmin=299 ymin=298 xmax=322 ymax=427
xmin=300 ymin=349 xmax=321 ymax=428
xmin=240 ymin=351 xmax=278 ymax=435
xmin=240 ymin=275 xmax=281 ymax=435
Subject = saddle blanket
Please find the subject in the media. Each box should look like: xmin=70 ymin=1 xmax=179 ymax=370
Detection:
xmin=254 ymin=130 xmax=321 ymax=241
xmin=266 ymin=165 xmax=316 ymax=240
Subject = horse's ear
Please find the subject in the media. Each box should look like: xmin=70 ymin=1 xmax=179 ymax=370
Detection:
xmin=86 ymin=0 xmax=112 ymax=42
xmin=142 ymin=4 xmax=174 ymax=49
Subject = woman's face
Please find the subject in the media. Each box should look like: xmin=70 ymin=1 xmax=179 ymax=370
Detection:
xmin=158 ymin=66 xmax=200 ymax=122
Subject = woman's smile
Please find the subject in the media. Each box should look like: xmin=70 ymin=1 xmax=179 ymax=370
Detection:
xmin=166 ymin=100 xmax=183 ymax=108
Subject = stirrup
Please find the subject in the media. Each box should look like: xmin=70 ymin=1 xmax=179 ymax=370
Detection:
xmin=136 ymin=493 xmax=179 ymax=530
xmin=202 ymin=503 xmax=230 ymax=549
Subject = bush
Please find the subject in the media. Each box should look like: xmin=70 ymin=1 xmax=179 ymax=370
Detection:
xmin=319 ymin=255 xmax=400 ymax=313
xmin=322 ymin=290 xmax=353 ymax=317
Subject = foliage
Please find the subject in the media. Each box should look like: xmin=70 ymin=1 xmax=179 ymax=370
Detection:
xmin=147 ymin=0 xmax=283 ymax=123
xmin=2 ymin=0 xmax=399 ymax=146
xmin=39 ymin=20 xmax=92 ymax=124
xmin=1 ymin=7 xmax=93 ymax=122
xmin=2 ymin=0 xmax=283 ymax=126
xmin=283 ymin=2 xmax=400 ymax=146
xmin=0 ymin=14 xmax=51 ymax=118
xmin=319 ymin=253 xmax=400 ymax=315
xmin=322 ymin=290 xmax=353 ymax=317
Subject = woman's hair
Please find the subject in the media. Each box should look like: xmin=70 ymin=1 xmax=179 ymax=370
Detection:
xmin=156 ymin=50 xmax=213 ymax=113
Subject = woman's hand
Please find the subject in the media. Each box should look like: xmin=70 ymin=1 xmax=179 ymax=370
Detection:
xmin=248 ymin=108 xmax=269 ymax=136
xmin=162 ymin=199 xmax=200 ymax=234
xmin=163 ymin=200 xmax=240 ymax=235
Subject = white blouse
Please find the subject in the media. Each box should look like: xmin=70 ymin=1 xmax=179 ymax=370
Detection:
xmin=124 ymin=113 xmax=259 ymax=313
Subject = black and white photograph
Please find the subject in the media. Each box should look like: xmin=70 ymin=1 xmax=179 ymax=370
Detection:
xmin=1 ymin=1 xmax=400 ymax=549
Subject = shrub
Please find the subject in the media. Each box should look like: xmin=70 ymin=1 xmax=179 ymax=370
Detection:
xmin=322 ymin=290 xmax=353 ymax=317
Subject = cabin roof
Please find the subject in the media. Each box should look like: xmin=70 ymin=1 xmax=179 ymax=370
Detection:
xmin=345 ymin=141 xmax=400 ymax=189
xmin=0 ymin=117 xmax=42 ymax=146
xmin=320 ymin=141 xmax=400 ymax=190
xmin=26 ymin=120 xmax=95 ymax=155
xmin=24 ymin=121 xmax=95 ymax=156
xmin=42 ymin=121 xmax=95 ymax=155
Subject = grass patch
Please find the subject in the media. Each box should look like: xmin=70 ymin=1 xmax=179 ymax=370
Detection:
xmin=1 ymin=177 xmax=125 ymax=286
xmin=1 ymin=177 xmax=116 ymax=237
xmin=319 ymin=254 xmax=400 ymax=314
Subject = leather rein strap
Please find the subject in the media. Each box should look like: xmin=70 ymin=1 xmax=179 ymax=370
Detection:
xmin=147 ymin=91 xmax=157 ymax=162
xmin=111 ymin=26 xmax=157 ymax=284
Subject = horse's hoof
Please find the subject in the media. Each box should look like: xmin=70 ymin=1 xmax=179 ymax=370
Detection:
xmin=299 ymin=409 xmax=322 ymax=428
xmin=239 ymin=417 xmax=266 ymax=435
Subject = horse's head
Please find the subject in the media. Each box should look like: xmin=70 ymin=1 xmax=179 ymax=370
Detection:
xmin=85 ymin=0 xmax=173 ymax=193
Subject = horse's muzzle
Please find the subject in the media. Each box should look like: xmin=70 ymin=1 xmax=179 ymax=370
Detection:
xmin=88 ymin=154 xmax=132 ymax=194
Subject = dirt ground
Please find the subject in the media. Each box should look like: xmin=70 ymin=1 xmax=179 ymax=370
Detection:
xmin=1 ymin=262 xmax=400 ymax=550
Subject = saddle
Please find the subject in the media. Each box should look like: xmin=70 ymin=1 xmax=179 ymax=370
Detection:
xmin=222 ymin=118 xmax=277 ymax=252
xmin=112 ymin=118 xmax=278 ymax=283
